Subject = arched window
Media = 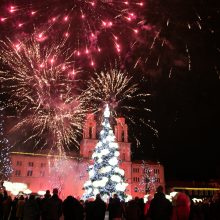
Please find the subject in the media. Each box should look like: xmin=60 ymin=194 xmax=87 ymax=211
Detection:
xmin=122 ymin=153 xmax=126 ymax=161
xmin=121 ymin=130 xmax=124 ymax=142
xmin=89 ymin=127 xmax=93 ymax=139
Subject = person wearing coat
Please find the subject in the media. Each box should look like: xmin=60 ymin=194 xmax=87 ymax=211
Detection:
xmin=171 ymin=192 xmax=191 ymax=220
xmin=62 ymin=196 xmax=84 ymax=220
xmin=45 ymin=188 xmax=62 ymax=220
xmin=108 ymin=194 xmax=124 ymax=220
xmin=147 ymin=185 xmax=173 ymax=220
xmin=16 ymin=195 xmax=25 ymax=220
xmin=23 ymin=194 xmax=40 ymax=220
xmin=41 ymin=190 xmax=51 ymax=220
xmin=92 ymin=194 xmax=106 ymax=220
xmin=125 ymin=199 xmax=142 ymax=220
xmin=84 ymin=199 xmax=94 ymax=220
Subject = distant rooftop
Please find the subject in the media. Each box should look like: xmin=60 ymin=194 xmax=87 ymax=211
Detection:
xmin=132 ymin=160 xmax=161 ymax=165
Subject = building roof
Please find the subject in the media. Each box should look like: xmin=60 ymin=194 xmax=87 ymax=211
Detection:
xmin=10 ymin=151 xmax=80 ymax=160
xmin=132 ymin=160 xmax=161 ymax=165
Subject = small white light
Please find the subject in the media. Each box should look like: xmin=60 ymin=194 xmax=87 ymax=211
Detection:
xmin=108 ymin=157 xmax=118 ymax=166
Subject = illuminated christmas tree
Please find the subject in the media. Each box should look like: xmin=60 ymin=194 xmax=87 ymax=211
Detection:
xmin=0 ymin=104 xmax=13 ymax=182
xmin=141 ymin=161 xmax=157 ymax=194
xmin=83 ymin=104 xmax=127 ymax=200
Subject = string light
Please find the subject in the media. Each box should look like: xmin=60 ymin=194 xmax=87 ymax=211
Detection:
xmin=0 ymin=103 xmax=13 ymax=181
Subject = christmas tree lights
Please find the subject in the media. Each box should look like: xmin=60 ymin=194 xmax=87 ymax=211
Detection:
xmin=141 ymin=161 xmax=157 ymax=194
xmin=0 ymin=103 xmax=13 ymax=182
xmin=83 ymin=104 xmax=127 ymax=200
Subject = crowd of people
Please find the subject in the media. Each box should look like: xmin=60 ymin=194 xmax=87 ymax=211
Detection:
xmin=1 ymin=185 xmax=220 ymax=220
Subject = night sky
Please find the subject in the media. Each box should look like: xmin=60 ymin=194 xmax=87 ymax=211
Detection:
xmin=0 ymin=0 xmax=220 ymax=182
xmin=133 ymin=69 xmax=220 ymax=182
xmin=151 ymin=71 xmax=220 ymax=182
xmin=132 ymin=1 xmax=220 ymax=181
xmin=131 ymin=0 xmax=220 ymax=182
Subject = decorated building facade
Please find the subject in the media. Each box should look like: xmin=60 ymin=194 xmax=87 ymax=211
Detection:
xmin=9 ymin=114 xmax=165 ymax=199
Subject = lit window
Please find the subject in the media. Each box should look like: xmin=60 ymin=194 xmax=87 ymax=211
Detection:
xmin=15 ymin=170 xmax=21 ymax=176
xmin=144 ymin=168 xmax=150 ymax=174
xmin=133 ymin=168 xmax=139 ymax=173
xmin=154 ymin=169 xmax=160 ymax=174
xmin=155 ymin=178 xmax=160 ymax=183
xmin=134 ymin=187 xmax=138 ymax=192
xmin=133 ymin=177 xmax=140 ymax=182
xmin=27 ymin=170 xmax=33 ymax=176
xmin=122 ymin=153 xmax=126 ymax=160
xmin=28 ymin=162 xmax=34 ymax=167
xmin=88 ymin=150 xmax=93 ymax=158
xmin=40 ymin=163 xmax=46 ymax=168
xmin=16 ymin=161 xmax=22 ymax=166
xmin=40 ymin=171 xmax=45 ymax=177
xmin=199 ymin=191 xmax=204 ymax=196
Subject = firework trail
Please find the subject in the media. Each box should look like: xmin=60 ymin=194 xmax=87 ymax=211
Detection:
xmin=81 ymin=69 xmax=158 ymax=144
xmin=0 ymin=36 xmax=86 ymax=154
xmin=126 ymin=0 xmax=220 ymax=79
xmin=0 ymin=0 xmax=146 ymax=69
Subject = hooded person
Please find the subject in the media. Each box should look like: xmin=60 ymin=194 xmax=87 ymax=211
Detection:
xmin=147 ymin=185 xmax=173 ymax=220
xmin=171 ymin=191 xmax=191 ymax=220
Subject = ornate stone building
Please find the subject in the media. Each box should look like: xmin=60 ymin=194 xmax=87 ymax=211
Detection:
xmin=9 ymin=114 xmax=165 ymax=199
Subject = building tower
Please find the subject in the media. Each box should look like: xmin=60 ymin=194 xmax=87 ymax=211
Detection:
xmin=114 ymin=117 xmax=132 ymax=194
xmin=80 ymin=113 xmax=98 ymax=158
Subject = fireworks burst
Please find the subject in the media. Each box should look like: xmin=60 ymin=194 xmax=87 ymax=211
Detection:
xmin=81 ymin=69 xmax=158 ymax=144
xmin=0 ymin=0 xmax=146 ymax=69
xmin=0 ymin=36 xmax=86 ymax=154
